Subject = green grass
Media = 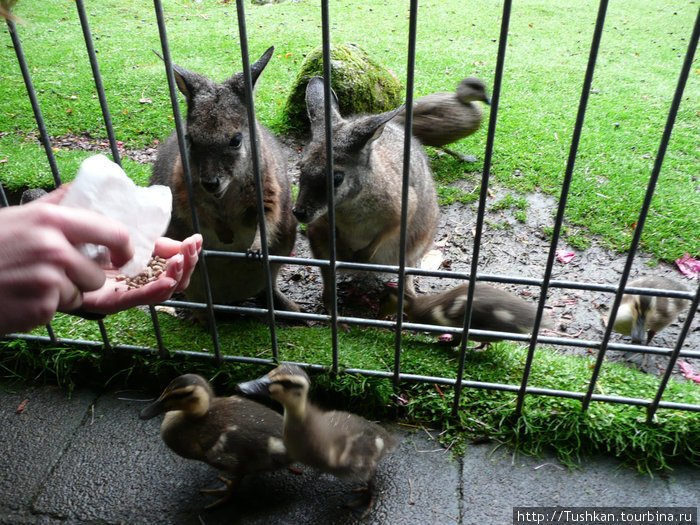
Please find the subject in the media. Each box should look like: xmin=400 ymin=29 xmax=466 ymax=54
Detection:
xmin=1 ymin=0 xmax=697 ymax=260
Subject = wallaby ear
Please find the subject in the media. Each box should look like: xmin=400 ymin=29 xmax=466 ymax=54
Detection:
xmin=305 ymin=77 xmax=341 ymax=138
xmin=152 ymin=49 xmax=203 ymax=99
xmin=347 ymin=105 xmax=404 ymax=152
xmin=250 ymin=46 xmax=274 ymax=87
xmin=225 ymin=46 xmax=275 ymax=96
xmin=171 ymin=64 xmax=203 ymax=99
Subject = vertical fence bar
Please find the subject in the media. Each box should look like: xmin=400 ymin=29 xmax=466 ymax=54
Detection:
xmin=320 ymin=0 xmax=340 ymax=374
xmin=4 ymin=18 xmax=62 ymax=188
xmin=451 ymin=0 xmax=512 ymax=415
xmin=235 ymin=0 xmax=279 ymax=359
xmin=514 ymin=0 xmax=609 ymax=416
xmin=647 ymin=281 xmax=700 ymax=421
xmin=393 ymin=0 xmax=419 ymax=385
xmin=74 ymin=0 xmax=121 ymax=163
xmin=582 ymin=6 xmax=700 ymax=412
xmin=152 ymin=0 xmax=222 ymax=362
xmin=0 ymin=183 xmax=8 ymax=207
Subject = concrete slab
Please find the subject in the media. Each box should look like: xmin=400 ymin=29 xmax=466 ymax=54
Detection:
xmin=461 ymin=443 xmax=700 ymax=524
xmin=0 ymin=381 xmax=96 ymax=513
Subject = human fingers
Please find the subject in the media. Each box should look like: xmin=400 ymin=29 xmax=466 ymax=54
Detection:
xmin=57 ymin=281 xmax=83 ymax=312
xmin=21 ymin=264 xmax=83 ymax=311
xmin=26 ymin=203 xmax=134 ymax=268
xmin=34 ymin=184 xmax=70 ymax=204
xmin=163 ymin=254 xmax=184 ymax=285
xmin=0 ymin=264 xmax=81 ymax=331
xmin=153 ymin=233 xmax=203 ymax=259
xmin=175 ymin=235 xmax=202 ymax=291
xmin=21 ymin=228 xmax=108 ymax=293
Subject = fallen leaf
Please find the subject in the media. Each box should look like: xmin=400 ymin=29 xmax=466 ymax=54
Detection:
xmin=556 ymin=250 xmax=576 ymax=264
xmin=421 ymin=249 xmax=444 ymax=271
xmin=678 ymin=361 xmax=700 ymax=385
xmin=438 ymin=333 xmax=453 ymax=343
xmin=15 ymin=398 xmax=29 ymax=414
xmin=675 ymin=253 xmax=700 ymax=280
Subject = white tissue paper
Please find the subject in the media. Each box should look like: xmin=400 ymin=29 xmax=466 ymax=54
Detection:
xmin=61 ymin=154 xmax=172 ymax=277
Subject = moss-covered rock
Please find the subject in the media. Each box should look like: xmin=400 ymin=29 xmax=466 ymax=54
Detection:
xmin=283 ymin=43 xmax=403 ymax=134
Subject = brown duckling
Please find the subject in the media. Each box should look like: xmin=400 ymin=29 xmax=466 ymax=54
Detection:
xmin=139 ymin=374 xmax=290 ymax=508
xmin=611 ymin=276 xmax=689 ymax=345
xmin=379 ymin=283 xmax=553 ymax=345
xmin=237 ymin=364 xmax=398 ymax=518
xmin=392 ymin=77 xmax=491 ymax=162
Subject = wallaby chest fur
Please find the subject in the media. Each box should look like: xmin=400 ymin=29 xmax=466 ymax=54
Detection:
xmin=294 ymin=77 xmax=438 ymax=310
xmin=150 ymin=47 xmax=298 ymax=311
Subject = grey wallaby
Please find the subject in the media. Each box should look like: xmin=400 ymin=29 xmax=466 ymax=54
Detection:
xmin=150 ymin=46 xmax=299 ymax=312
xmin=293 ymin=77 xmax=439 ymax=312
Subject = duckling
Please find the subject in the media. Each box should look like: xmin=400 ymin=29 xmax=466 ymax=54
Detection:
xmin=139 ymin=374 xmax=290 ymax=508
xmin=237 ymin=364 xmax=398 ymax=519
xmin=392 ymin=77 xmax=491 ymax=162
xmin=379 ymin=283 xmax=553 ymax=346
xmin=611 ymin=276 xmax=689 ymax=345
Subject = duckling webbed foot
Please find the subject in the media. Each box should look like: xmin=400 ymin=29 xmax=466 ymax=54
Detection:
xmin=200 ymin=475 xmax=239 ymax=509
xmin=344 ymin=481 xmax=376 ymax=520
xmin=440 ymin=147 xmax=477 ymax=163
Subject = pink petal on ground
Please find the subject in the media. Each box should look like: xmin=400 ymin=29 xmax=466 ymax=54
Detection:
xmin=438 ymin=333 xmax=454 ymax=343
xmin=678 ymin=361 xmax=700 ymax=385
xmin=675 ymin=253 xmax=700 ymax=280
xmin=556 ymin=250 xmax=576 ymax=264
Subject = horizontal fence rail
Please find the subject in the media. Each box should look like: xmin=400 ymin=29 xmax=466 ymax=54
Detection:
xmin=1 ymin=0 xmax=698 ymax=427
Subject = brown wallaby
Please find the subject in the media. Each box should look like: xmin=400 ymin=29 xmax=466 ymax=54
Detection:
xmin=293 ymin=77 xmax=439 ymax=312
xmin=150 ymin=46 xmax=298 ymax=312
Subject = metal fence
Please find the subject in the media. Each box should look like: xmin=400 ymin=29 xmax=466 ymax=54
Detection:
xmin=2 ymin=0 xmax=699 ymax=422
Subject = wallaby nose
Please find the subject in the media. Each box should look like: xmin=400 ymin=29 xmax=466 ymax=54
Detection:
xmin=201 ymin=178 xmax=220 ymax=193
xmin=292 ymin=206 xmax=308 ymax=223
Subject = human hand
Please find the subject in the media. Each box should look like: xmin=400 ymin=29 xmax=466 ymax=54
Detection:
xmin=79 ymin=233 xmax=202 ymax=315
xmin=0 ymin=195 xmax=133 ymax=335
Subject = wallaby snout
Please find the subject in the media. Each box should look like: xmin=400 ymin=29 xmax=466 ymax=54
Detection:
xmin=150 ymin=46 xmax=299 ymax=314
xmin=292 ymin=204 xmax=315 ymax=224
xmin=298 ymin=77 xmax=439 ymax=312
xmin=200 ymin=177 xmax=220 ymax=194
xmin=292 ymin=207 xmax=307 ymax=224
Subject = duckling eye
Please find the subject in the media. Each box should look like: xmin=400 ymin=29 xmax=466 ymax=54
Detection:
xmin=230 ymin=133 xmax=243 ymax=149
xmin=333 ymin=171 xmax=344 ymax=187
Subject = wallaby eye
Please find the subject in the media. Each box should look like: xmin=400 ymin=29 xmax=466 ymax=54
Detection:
xmin=184 ymin=133 xmax=192 ymax=147
xmin=333 ymin=171 xmax=344 ymax=187
xmin=230 ymin=133 xmax=243 ymax=149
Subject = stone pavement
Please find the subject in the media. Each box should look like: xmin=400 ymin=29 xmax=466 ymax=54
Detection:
xmin=0 ymin=380 xmax=697 ymax=525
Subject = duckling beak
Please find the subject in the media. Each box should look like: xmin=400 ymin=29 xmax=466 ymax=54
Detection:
xmin=139 ymin=398 xmax=166 ymax=420
xmin=483 ymin=95 xmax=492 ymax=106
xmin=630 ymin=312 xmax=647 ymax=345
xmin=237 ymin=375 xmax=272 ymax=397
